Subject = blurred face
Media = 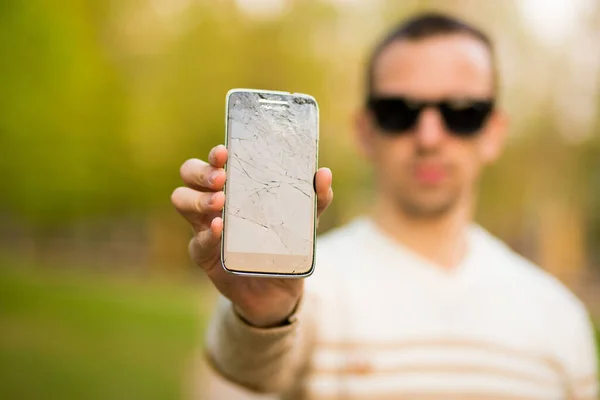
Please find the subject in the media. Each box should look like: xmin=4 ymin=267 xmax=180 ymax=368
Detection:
xmin=358 ymin=34 xmax=506 ymax=218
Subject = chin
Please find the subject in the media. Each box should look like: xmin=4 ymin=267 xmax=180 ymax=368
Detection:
xmin=396 ymin=194 xmax=459 ymax=218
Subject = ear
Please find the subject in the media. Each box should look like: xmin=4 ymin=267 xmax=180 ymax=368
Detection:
xmin=480 ymin=108 xmax=509 ymax=164
xmin=354 ymin=108 xmax=377 ymax=161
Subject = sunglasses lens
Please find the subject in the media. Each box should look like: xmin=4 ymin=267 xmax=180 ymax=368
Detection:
xmin=368 ymin=98 xmax=419 ymax=133
xmin=440 ymin=101 xmax=493 ymax=135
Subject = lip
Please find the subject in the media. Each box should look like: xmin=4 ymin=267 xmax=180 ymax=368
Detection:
xmin=413 ymin=163 xmax=448 ymax=184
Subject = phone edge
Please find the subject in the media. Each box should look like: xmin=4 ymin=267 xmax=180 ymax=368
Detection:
xmin=220 ymin=88 xmax=319 ymax=279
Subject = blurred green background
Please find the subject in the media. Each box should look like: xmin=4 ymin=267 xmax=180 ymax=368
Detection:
xmin=1 ymin=0 xmax=599 ymax=398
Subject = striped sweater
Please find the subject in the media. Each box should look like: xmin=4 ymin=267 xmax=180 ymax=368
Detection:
xmin=201 ymin=218 xmax=598 ymax=400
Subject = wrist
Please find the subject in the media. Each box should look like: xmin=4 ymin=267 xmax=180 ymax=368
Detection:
xmin=233 ymin=299 xmax=300 ymax=329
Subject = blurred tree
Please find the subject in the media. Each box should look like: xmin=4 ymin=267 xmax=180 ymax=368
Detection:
xmin=0 ymin=0 xmax=598 ymax=287
xmin=0 ymin=0 xmax=139 ymax=226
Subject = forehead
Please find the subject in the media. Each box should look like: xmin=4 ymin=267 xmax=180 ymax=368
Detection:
xmin=372 ymin=34 xmax=494 ymax=98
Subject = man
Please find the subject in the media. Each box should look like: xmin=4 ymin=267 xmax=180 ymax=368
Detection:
xmin=172 ymin=12 xmax=598 ymax=400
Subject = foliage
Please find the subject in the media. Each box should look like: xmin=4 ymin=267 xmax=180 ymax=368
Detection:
xmin=0 ymin=0 xmax=599 ymax=271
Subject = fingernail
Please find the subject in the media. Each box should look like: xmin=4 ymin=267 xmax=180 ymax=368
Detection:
xmin=209 ymin=171 xmax=219 ymax=184
xmin=208 ymin=193 xmax=217 ymax=205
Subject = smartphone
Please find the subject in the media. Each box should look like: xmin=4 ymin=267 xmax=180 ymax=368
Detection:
xmin=221 ymin=89 xmax=319 ymax=277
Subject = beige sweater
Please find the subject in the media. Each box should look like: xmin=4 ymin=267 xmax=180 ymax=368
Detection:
xmin=199 ymin=218 xmax=598 ymax=400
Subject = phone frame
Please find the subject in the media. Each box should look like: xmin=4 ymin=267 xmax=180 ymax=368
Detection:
xmin=220 ymin=88 xmax=319 ymax=278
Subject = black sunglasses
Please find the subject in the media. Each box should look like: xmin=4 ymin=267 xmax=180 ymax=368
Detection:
xmin=367 ymin=96 xmax=495 ymax=136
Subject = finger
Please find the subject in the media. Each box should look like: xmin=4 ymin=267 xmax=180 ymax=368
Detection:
xmin=208 ymin=145 xmax=228 ymax=168
xmin=171 ymin=187 xmax=225 ymax=231
xmin=188 ymin=217 xmax=223 ymax=270
xmin=180 ymin=158 xmax=226 ymax=191
xmin=315 ymin=167 xmax=333 ymax=216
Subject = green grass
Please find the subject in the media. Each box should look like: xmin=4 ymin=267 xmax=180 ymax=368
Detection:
xmin=0 ymin=263 xmax=598 ymax=399
xmin=0 ymin=265 xmax=211 ymax=400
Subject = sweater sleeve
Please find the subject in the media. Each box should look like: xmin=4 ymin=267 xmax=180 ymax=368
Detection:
xmin=203 ymin=292 xmax=318 ymax=396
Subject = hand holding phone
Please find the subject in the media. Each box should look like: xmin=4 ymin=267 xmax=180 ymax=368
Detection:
xmin=171 ymin=90 xmax=333 ymax=328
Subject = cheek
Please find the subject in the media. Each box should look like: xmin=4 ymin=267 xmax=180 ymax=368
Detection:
xmin=452 ymin=142 xmax=485 ymax=182
xmin=373 ymin=137 xmax=413 ymax=172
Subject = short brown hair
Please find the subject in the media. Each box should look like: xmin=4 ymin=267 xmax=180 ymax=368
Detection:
xmin=366 ymin=12 xmax=496 ymax=101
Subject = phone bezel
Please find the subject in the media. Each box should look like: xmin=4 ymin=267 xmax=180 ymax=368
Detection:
xmin=220 ymin=88 xmax=319 ymax=278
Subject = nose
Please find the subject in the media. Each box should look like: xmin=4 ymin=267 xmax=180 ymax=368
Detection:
xmin=414 ymin=107 xmax=446 ymax=149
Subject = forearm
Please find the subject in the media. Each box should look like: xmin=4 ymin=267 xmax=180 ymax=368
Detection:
xmin=205 ymin=295 xmax=314 ymax=394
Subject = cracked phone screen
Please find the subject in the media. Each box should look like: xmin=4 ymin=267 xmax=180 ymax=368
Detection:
xmin=223 ymin=91 xmax=318 ymax=275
